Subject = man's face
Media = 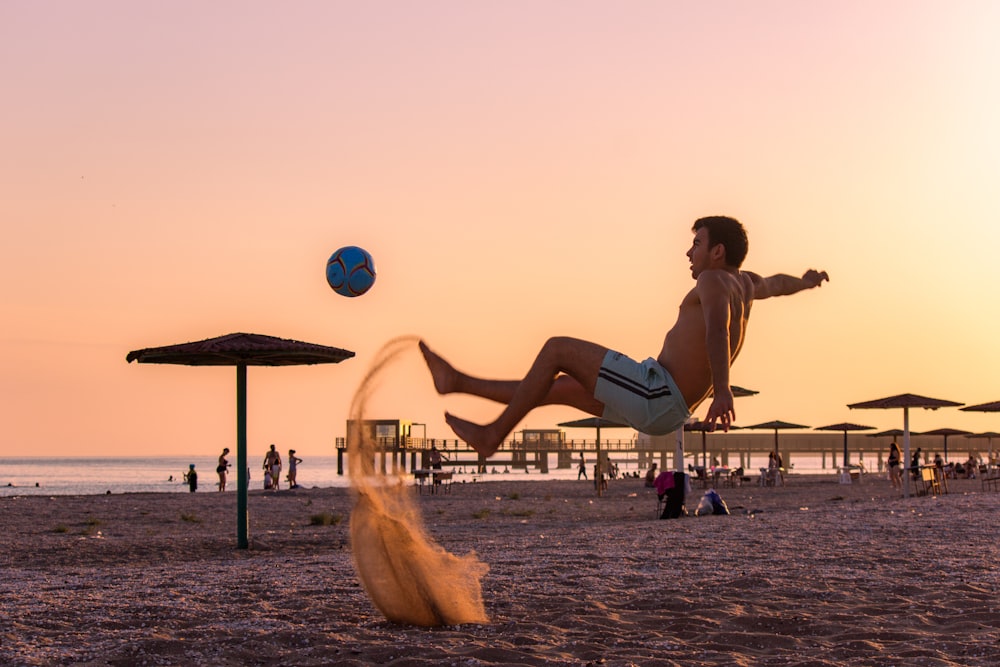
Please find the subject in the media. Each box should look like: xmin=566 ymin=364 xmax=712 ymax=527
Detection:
xmin=686 ymin=227 xmax=717 ymax=278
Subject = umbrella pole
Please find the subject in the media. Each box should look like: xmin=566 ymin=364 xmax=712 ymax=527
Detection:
xmin=595 ymin=426 xmax=603 ymax=498
xmin=236 ymin=364 xmax=249 ymax=549
xmin=902 ymin=407 xmax=911 ymax=499
xmin=843 ymin=431 xmax=849 ymax=468
xmin=674 ymin=426 xmax=684 ymax=473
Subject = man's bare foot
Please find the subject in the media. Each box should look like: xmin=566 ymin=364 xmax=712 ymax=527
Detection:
xmin=445 ymin=412 xmax=502 ymax=458
xmin=419 ymin=340 xmax=461 ymax=395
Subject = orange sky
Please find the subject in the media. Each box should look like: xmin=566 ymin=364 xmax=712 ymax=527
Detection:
xmin=2 ymin=1 xmax=999 ymax=457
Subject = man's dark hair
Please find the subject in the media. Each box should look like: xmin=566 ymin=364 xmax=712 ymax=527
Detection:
xmin=693 ymin=216 xmax=749 ymax=268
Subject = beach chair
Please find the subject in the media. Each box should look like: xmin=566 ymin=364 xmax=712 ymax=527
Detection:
xmin=981 ymin=469 xmax=1000 ymax=492
xmin=413 ymin=470 xmax=431 ymax=494
xmin=688 ymin=465 xmax=709 ymax=489
xmin=919 ymin=466 xmax=941 ymax=496
xmin=433 ymin=470 xmax=453 ymax=494
xmin=759 ymin=467 xmax=782 ymax=487
xmin=724 ymin=467 xmax=747 ymax=487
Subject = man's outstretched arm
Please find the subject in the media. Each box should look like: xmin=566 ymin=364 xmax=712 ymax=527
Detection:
xmin=748 ymin=269 xmax=829 ymax=300
xmin=698 ymin=271 xmax=736 ymax=431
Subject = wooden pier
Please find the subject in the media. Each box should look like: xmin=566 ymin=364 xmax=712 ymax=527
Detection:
xmin=333 ymin=430 xmax=982 ymax=476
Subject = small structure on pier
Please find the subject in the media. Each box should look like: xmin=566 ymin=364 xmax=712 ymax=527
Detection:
xmin=344 ymin=419 xmax=413 ymax=475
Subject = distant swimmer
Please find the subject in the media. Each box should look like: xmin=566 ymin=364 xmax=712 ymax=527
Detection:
xmin=421 ymin=216 xmax=829 ymax=457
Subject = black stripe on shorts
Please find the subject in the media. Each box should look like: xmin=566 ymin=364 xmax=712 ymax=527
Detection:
xmin=598 ymin=367 xmax=673 ymax=400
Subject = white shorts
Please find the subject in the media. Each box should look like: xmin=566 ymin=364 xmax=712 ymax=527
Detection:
xmin=594 ymin=350 xmax=691 ymax=435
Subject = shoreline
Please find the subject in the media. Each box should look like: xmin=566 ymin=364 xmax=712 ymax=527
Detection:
xmin=3 ymin=475 xmax=999 ymax=665
xmin=0 ymin=468 xmax=925 ymax=499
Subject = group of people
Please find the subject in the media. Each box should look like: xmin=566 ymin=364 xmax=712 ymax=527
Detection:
xmin=886 ymin=441 xmax=986 ymax=490
xmin=261 ymin=444 xmax=304 ymax=490
xmin=575 ymin=452 xmax=630 ymax=488
xmin=184 ymin=445 xmax=304 ymax=493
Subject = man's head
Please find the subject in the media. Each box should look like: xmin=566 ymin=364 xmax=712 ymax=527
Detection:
xmin=691 ymin=216 xmax=749 ymax=269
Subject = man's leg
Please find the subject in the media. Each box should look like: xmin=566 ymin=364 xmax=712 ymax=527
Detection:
xmin=420 ymin=340 xmax=604 ymax=413
xmin=422 ymin=337 xmax=609 ymax=457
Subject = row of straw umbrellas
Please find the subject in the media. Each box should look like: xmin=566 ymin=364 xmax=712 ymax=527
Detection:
xmin=678 ymin=393 xmax=1000 ymax=500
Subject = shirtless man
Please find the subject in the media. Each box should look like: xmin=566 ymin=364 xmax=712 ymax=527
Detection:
xmin=421 ymin=216 xmax=829 ymax=457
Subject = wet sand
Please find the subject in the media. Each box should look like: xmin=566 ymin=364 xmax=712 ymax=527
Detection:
xmin=2 ymin=473 xmax=998 ymax=666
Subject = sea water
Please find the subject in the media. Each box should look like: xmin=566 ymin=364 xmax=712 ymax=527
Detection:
xmin=1 ymin=456 xmax=347 ymax=497
xmin=1 ymin=455 xmax=596 ymax=496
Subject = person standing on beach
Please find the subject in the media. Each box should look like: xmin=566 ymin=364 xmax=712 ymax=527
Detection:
xmin=887 ymin=442 xmax=902 ymax=489
xmin=263 ymin=444 xmax=282 ymax=490
xmin=428 ymin=444 xmax=448 ymax=488
xmin=428 ymin=445 xmax=446 ymax=470
xmin=287 ymin=449 xmax=303 ymax=489
xmin=216 ymin=447 xmax=230 ymax=492
xmin=910 ymin=447 xmax=923 ymax=480
xmin=577 ymin=453 xmax=587 ymax=480
xmin=419 ymin=216 xmax=829 ymax=457
xmin=184 ymin=464 xmax=198 ymax=493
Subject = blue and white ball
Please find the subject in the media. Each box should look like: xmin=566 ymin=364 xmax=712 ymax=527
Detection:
xmin=326 ymin=246 xmax=376 ymax=297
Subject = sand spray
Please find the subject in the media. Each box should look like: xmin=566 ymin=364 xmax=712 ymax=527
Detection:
xmin=347 ymin=336 xmax=489 ymax=626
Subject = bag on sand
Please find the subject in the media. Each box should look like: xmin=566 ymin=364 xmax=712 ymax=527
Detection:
xmin=695 ymin=489 xmax=730 ymax=516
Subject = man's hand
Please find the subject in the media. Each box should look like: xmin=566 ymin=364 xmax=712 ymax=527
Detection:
xmin=704 ymin=388 xmax=735 ymax=432
xmin=802 ymin=269 xmax=829 ymax=288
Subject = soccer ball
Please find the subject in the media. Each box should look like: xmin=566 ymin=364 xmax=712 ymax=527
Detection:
xmin=326 ymin=246 xmax=376 ymax=297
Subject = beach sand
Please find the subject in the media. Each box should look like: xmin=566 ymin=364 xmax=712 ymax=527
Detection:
xmin=2 ymin=473 xmax=998 ymax=666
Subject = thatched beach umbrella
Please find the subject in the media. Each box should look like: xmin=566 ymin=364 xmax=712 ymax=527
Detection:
xmin=730 ymin=385 xmax=759 ymax=399
xmin=814 ymin=422 xmax=875 ymax=468
xmin=127 ymin=332 xmax=355 ymax=548
xmin=848 ymin=393 xmax=963 ymax=498
xmin=921 ymin=427 xmax=973 ymax=463
xmin=558 ymin=417 xmax=629 ymax=498
xmin=743 ymin=420 xmax=809 ymax=468
xmin=960 ymin=400 xmax=1000 ymax=413
xmin=868 ymin=428 xmax=915 ymax=442
xmin=960 ymin=402 xmax=1000 ymax=460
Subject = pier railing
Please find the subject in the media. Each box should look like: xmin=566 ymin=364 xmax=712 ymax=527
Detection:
xmin=335 ymin=436 xmax=640 ymax=453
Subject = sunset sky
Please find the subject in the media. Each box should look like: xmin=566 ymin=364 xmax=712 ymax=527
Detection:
xmin=3 ymin=1 xmax=999 ymax=457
